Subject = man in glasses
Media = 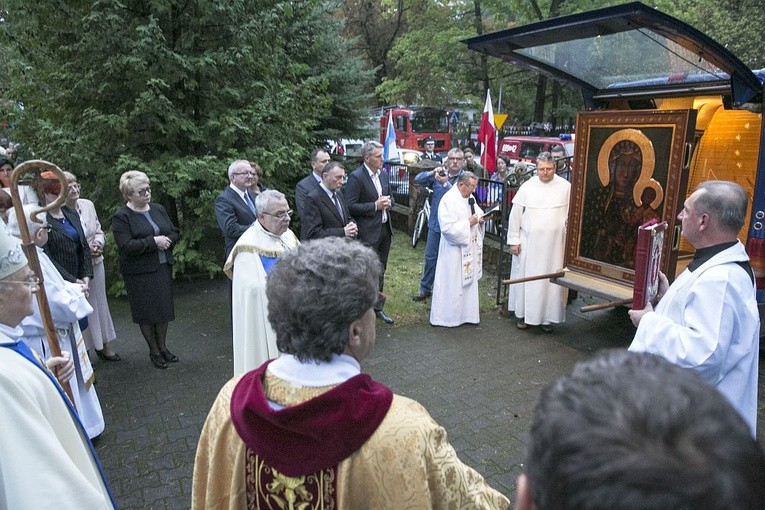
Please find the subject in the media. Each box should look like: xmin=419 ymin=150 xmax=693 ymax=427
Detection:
xmin=0 ymin=223 xmax=117 ymax=508
xmin=214 ymin=159 xmax=260 ymax=262
xmin=224 ymin=189 xmax=299 ymax=375
xmin=412 ymin=147 xmax=464 ymax=302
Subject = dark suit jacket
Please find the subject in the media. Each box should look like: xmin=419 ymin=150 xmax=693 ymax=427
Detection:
xmin=300 ymin=186 xmax=353 ymax=240
xmin=344 ymin=164 xmax=394 ymax=246
xmin=112 ymin=203 xmax=180 ymax=275
xmin=214 ymin=186 xmax=257 ymax=260
xmin=295 ymin=172 xmax=322 ymax=219
xmin=44 ymin=206 xmax=94 ymax=283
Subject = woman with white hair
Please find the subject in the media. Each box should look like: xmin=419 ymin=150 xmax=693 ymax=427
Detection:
xmin=7 ymin=204 xmax=105 ymax=439
xmin=62 ymin=171 xmax=120 ymax=362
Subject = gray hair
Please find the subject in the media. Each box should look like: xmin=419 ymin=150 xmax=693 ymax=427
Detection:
xmin=536 ymin=151 xmax=554 ymax=165
xmin=322 ymin=161 xmax=345 ymax=176
xmin=118 ymin=170 xmax=150 ymax=200
xmin=7 ymin=203 xmax=47 ymax=238
xmin=227 ymin=159 xmax=251 ymax=180
xmin=695 ymin=181 xmax=748 ymax=234
xmin=447 ymin=147 xmax=464 ymax=159
xmin=361 ymin=140 xmax=383 ymax=160
xmin=458 ymin=171 xmax=478 ymax=185
xmin=267 ymin=238 xmax=381 ymax=362
xmin=254 ymin=189 xmax=286 ymax=215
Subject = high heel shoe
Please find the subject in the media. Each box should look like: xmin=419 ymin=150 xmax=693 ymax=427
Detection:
xmin=160 ymin=350 xmax=179 ymax=363
xmin=150 ymin=352 xmax=167 ymax=369
xmin=96 ymin=349 xmax=121 ymax=362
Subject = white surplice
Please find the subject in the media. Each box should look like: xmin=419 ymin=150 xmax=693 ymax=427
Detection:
xmin=506 ymin=175 xmax=570 ymax=325
xmin=430 ymin=185 xmax=484 ymax=327
xmin=224 ymin=221 xmax=299 ymax=375
xmin=19 ymin=247 xmax=104 ymax=438
xmin=630 ymin=241 xmax=759 ymax=436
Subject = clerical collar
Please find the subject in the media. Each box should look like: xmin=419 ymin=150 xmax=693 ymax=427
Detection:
xmin=687 ymin=241 xmax=737 ymax=272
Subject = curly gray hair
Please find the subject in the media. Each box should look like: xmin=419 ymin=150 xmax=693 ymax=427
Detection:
xmin=267 ymin=237 xmax=381 ymax=362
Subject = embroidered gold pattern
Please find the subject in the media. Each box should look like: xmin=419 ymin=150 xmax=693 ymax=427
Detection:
xmin=245 ymin=448 xmax=336 ymax=510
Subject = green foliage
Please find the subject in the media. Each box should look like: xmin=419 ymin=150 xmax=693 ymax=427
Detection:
xmin=1 ymin=0 xmax=375 ymax=292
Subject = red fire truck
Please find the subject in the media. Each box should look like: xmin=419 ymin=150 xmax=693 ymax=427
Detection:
xmin=379 ymin=106 xmax=451 ymax=153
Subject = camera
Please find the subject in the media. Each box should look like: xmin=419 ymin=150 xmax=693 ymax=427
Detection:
xmin=437 ymin=169 xmax=447 ymax=177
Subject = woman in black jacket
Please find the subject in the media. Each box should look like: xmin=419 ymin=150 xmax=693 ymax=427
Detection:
xmin=112 ymin=170 xmax=180 ymax=369
xmin=40 ymin=171 xmax=94 ymax=291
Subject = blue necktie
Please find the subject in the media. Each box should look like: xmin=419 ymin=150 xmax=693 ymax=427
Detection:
xmin=243 ymin=192 xmax=256 ymax=215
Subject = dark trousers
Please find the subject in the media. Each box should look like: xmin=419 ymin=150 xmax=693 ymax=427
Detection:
xmin=370 ymin=223 xmax=392 ymax=311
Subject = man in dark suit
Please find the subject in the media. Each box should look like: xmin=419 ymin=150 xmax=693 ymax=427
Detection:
xmin=300 ymin=161 xmax=358 ymax=240
xmin=214 ymin=160 xmax=259 ymax=262
xmin=295 ymin=148 xmax=331 ymax=219
xmin=345 ymin=141 xmax=395 ymax=324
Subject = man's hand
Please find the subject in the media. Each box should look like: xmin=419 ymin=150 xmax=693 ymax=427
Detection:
xmin=344 ymin=221 xmax=358 ymax=238
xmin=653 ymin=272 xmax=669 ymax=304
xmin=46 ymin=351 xmax=74 ymax=385
xmin=375 ymin=196 xmax=391 ymax=210
xmin=468 ymin=214 xmax=480 ymax=226
xmin=509 ymin=244 xmax=521 ymax=255
xmin=628 ymin=301 xmax=654 ymax=327
xmin=434 ymin=168 xmax=448 ymax=185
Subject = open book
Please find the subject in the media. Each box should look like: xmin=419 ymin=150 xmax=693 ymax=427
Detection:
xmin=632 ymin=219 xmax=667 ymax=309
xmin=481 ymin=204 xmax=501 ymax=218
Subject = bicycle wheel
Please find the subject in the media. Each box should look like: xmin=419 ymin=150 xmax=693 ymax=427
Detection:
xmin=412 ymin=209 xmax=426 ymax=248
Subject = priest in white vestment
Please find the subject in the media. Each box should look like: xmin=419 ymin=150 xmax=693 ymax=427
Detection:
xmin=507 ymin=153 xmax=570 ymax=332
xmin=224 ymin=190 xmax=299 ymax=375
xmin=0 ymin=221 xmax=116 ymax=509
xmin=430 ymin=172 xmax=485 ymax=327
xmin=8 ymin=205 xmax=105 ymax=439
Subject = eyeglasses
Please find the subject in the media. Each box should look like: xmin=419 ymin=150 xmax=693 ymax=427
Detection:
xmin=135 ymin=187 xmax=151 ymax=196
xmin=448 ymin=157 xmax=464 ymax=161
xmin=262 ymin=209 xmax=293 ymax=219
xmin=234 ymin=171 xmax=256 ymax=177
xmin=2 ymin=275 xmax=40 ymax=288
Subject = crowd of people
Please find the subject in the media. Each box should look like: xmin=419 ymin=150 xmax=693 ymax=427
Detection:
xmin=0 ymin=143 xmax=762 ymax=508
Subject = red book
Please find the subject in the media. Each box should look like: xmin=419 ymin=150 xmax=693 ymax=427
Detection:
xmin=632 ymin=220 xmax=667 ymax=309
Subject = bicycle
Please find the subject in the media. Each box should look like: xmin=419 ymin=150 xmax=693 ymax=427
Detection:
xmin=412 ymin=187 xmax=432 ymax=248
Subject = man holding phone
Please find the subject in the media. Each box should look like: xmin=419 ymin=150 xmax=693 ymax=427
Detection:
xmin=412 ymin=147 xmax=464 ymax=302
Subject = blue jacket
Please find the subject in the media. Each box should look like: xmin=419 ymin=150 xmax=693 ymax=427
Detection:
xmin=414 ymin=169 xmax=463 ymax=232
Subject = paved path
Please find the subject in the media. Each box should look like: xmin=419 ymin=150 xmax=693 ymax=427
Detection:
xmin=93 ymin=276 xmax=764 ymax=509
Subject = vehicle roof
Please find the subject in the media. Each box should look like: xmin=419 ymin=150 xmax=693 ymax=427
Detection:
xmin=463 ymin=2 xmax=762 ymax=107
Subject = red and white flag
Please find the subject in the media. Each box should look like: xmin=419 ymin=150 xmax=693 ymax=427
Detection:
xmin=477 ymin=89 xmax=496 ymax=174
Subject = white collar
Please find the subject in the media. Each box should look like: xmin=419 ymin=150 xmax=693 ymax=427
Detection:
xmin=269 ymin=353 xmax=361 ymax=387
xmin=229 ymin=183 xmax=248 ymax=199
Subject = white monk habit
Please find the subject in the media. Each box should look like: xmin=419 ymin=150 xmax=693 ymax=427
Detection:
xmin=0 ymin=326 xmax=116 ymax=509
xmin=507 ymin=174 xmax=570 ymax=325
xmin=430 ymin=185 xmax=484 ymax=327
xmin=224 ymin=220 xmax=299 ymax=375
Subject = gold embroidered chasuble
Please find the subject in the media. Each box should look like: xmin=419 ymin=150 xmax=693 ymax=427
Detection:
xmin=192 ymin=370 xmax=509 ymax=510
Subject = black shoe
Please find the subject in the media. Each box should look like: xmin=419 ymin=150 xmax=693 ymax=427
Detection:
xmin=375 ymin=310 xmax=395 ymax=324
xmin=96 ymin=349 xmax=121 ymax=362
xmin=150 ymin=352 xmax=167 ymax=369
xmin=160 ymin=350 xmax=180 ymax=363
xmin=412 ymin=290 xmax=432 ymax=302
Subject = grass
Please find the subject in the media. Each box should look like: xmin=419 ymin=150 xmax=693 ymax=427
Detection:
xmin=383 ymin=229 xmax=502 ymax=326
